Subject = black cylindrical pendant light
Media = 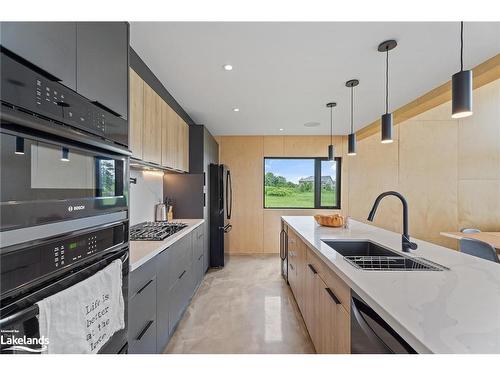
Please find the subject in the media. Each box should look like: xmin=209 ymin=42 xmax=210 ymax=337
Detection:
xmin=346 ymin=79 xmax=359 ymax=156
xmin=378 ymin=39 xmax=397 ymax=144
xmin=15 ymin=136 xmax=25 ymax=155
xmin=452 ymin=22 xmax=473 ymax=119
xmin=326 ymin=102 xmax=337 ymax=160
xmin=61 ymin=147 xmax=70 ymax=162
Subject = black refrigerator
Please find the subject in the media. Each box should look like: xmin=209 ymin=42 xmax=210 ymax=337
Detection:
xmin=209 ymin=164 xmax=232 ymax=267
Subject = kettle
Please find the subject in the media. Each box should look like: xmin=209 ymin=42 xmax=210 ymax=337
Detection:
xmin=155 ymin=202 xmax=167 ymax=222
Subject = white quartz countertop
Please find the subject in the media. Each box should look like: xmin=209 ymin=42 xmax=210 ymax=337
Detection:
xmin=282 ymin=216 xmax=500 ymax=354
xmin=129 ymin=219 xmax=204 ymax=272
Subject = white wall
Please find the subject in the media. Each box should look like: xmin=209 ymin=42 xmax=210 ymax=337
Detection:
xmin=129 ymin=169 xmax=164 ymax=225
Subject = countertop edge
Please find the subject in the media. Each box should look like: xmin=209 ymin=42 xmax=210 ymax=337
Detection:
xmin=129 ymin=219 xmax=205 ymax=272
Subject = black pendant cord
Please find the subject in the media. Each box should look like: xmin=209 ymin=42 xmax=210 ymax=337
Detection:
xmin=350 ymin=86 xmax=354 ymax=133
xmin=330 ymin=106 xmax=333 ymax=144
xmin=460 ymin=21 xmax=464 ymax=71
xmin=385 ymin=47 xmax=389 ymax=114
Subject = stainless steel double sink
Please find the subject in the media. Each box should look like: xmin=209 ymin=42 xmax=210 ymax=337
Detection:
xmin=322 ymin=240 xmax=447 ymax=271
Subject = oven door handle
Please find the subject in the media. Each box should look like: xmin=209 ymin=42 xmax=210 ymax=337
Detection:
xmin=0 ymin=249 xmax=128 ymax=328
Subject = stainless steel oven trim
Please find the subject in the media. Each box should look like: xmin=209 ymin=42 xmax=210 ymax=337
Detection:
xmin=0 ymin=211 xmax=127 ymax=248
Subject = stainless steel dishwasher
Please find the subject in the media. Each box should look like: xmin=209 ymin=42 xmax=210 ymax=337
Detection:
xmin=351 ymin=291 xmax=417 ymax=354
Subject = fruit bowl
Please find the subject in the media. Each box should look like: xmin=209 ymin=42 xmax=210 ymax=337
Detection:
xmin=314 ymin=214 xmax=344 ymax=227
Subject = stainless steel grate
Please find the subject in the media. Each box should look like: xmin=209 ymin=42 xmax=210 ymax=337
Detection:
xmin=344 ymin=255 xmax=448 ymax=271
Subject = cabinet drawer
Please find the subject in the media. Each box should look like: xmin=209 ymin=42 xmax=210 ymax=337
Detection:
xmin=128 ymin=277 xmax=157 ymax=354
xmin=194 ymin=225 xmax=204 ymax=260
xmin=167 ymin=234 xmax=193 ymax=287
xmin=168 ymin=266 xmax=194 ymax=335
xmin=306 ymin=247 xmax=350 ymax=312
xmin=129 ymin=257 xmax=157 ymax=298
xmin=320 ymin=264 xmax=350 ymax=313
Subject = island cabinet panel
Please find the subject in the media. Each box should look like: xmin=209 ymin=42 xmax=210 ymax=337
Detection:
xmin=286 ymin=226 xmax=351 ymax=354
xmin=142 ymin=82 xmax=162 ymax=165
xmin=304 ymin=259 xmax=321 ymax=351
xmin=129 ymin=68 xmax=144 ymax=159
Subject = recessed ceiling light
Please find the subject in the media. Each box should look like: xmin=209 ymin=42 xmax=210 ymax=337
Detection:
xmin=304 ymin=121 xmax=320 ymax=128
xmin=223 ymin=64 xmax=233 ymax=71
xmin=233 ymin=108 xmax=240 ymax=112
xmin=279 ymin=128 xmax=284 ymax=131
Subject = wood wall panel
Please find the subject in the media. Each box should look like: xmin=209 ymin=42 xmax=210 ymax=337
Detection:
xmin=218 ymin=136 xmax=264 ymax=253
xmin=458 ymin=80 xmax=500 ymax=180
xmin=348 ymin=127 xmax=400 ymax=233
xmin=398 ymin=119 xmax=458 ymax=248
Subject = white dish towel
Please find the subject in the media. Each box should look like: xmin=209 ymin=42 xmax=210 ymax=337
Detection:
xmin=37 ymin=259 xmax=125 ymax=354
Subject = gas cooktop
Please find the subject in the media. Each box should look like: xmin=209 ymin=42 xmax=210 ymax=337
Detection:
xmin=130 ymin=221 xmax=188 ymax=241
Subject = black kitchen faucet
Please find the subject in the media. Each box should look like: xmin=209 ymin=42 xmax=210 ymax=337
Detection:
xmin=367 ymin=191 xmax=418 ymax=253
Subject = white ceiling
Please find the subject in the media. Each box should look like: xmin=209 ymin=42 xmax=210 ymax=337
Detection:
xmin=130 ymin=22 xmax=499 ymax=136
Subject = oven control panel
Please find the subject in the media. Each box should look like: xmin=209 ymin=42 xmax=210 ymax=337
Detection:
xmin=34 ymin=77 xmax=107 ymax=134
xmin=0 ymin=222 xmax=127 ymax=297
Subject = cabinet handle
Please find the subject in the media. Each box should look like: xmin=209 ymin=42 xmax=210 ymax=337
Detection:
xmin=136 ymin=279 xmax=153 ymax=295
xmin=198 ymin=254 xmax=203 ymax=261
xmin=178 ymin=270 xmax=186 ymax=279
xmin=325 ymin=288 xmax=341 ymax=305
xmin=136 ymin=320 xmax=154 ymax=341
xmin=308 ymin=264 xmax=317 ymax=274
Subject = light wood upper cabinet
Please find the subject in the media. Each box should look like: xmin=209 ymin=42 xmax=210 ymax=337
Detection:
xmin=129 ymin=68 xmax=144 ymax=159
xmin=128 ymin=70 xmax=189 ymax=172
xmin=161 ymin=101 xmax=174 ymax=168
xmin=143 ymin=82 xmax=162 ymax=165
xmin=179 ymin=117 xmax=189 ymax=172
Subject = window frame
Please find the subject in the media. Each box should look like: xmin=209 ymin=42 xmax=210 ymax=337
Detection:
xmin=263 ymin=156 xmax=342 ymax=210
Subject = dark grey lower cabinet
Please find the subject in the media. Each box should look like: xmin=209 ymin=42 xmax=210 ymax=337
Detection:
xmin=129 ymin=225 xmax=207 ymax=354
xmin=168 ymin=263 xmax=195 ymax=335
xmin=128 ymin=272 xmax=157 ymax=354
xmin=155 ymin=246 xmax=171 ymax=352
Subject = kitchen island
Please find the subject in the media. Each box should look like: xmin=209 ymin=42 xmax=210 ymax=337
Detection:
xmin=282 ymin=216 xmax=500 ymax=354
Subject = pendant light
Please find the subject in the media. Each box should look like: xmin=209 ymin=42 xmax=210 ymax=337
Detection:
xmin=61 ymin=147 xmax=70 ymax=162
xmin=346 ymin=79 xmax=359 ymax=156
xmin=326 ymin=102 xmax=337 ymax=160
xmin=15 ymin=136 xmax=25 ymax=155
xmin=378 ymin=39 xmax=397 ymax=144
xmin=452 ymin=22 xmax=473 ymax=119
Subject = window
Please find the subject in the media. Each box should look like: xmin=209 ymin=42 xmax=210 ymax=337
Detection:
xmin=263 ymin=157 xmax=341 ymax=209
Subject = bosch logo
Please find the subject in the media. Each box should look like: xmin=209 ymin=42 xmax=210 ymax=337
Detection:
xmin=68 ymin=205 xmax=85 ymax=212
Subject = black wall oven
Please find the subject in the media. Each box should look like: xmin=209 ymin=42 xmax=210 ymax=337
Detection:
xmin=0 ymin=128 xmax=128 ymax=232
xmin=0 ymin=220 xmax=129 ymax=354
